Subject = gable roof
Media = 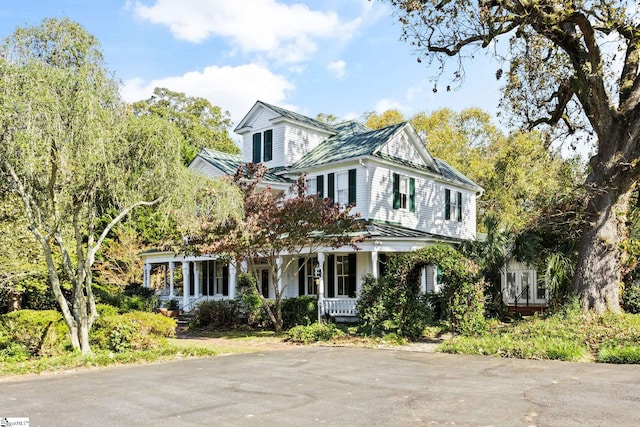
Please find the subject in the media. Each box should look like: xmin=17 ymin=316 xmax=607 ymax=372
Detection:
xmin=234 ymin=100 xmax=337 ymax=134
xmin=290 ymin=122 xmax=407 ymax=169
xmin=435 ymin=159 xmax=482 ymax=191
xmin=197 ymin=148 xmax=291 ymax=184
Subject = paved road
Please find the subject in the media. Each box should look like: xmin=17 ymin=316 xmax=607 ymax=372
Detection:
xmin=1 ymin=347 xmax=639 ymax=426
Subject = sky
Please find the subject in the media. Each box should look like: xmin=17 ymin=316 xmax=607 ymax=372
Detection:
xmin=0 ymin=0 xmax=503 ymax=133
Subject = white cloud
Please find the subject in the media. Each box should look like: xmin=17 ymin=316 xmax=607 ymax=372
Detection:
xmin=327 ymin=60 xmax=346 ymax=79
xmin=132 ymin=0 xmax=361 ymax=63
xmin=374 ymin=98 xmax=407 ymax=114
xmin=120 ymin=63 xmax=294 ymax=125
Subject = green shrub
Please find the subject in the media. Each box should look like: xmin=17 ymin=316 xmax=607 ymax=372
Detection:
xmin=91 ymin=311 xmax=175 ymax=352
xmin=287 ymin=323 xmax=345 ymax=344
xmin=598 ymin=346 xmax=640 ymax=364
xmin=281 ymin=296 xmax=317 ymax=329
xmin=0 ymin=342 xmax=31 ymax=362
xmin=622 ymin=280 xmax=640 ymax=314
xmin=190 ymin=300 xmax=241 ymax=329
xmin=96 ymin=303 xmax=119 ymax=317
xmin=0 ymin=310 xmax=71 ymax=357
xmin=236 ymin=273 xmax=262 ymax=326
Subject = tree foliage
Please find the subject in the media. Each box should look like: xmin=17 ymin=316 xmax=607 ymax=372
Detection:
xmin=384 ymin=0 xmax=638 ymax=312
xmin=0 ymin=18 xmax=241 ymax=353
xmin=132 ymin=87 xmax=238 ymax=164
xmin=191 ymin=164 xmax=365 ymax=332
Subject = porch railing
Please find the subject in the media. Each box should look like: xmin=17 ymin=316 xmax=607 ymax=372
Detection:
xmin=321 ymin=298 xmax=357 ymax=317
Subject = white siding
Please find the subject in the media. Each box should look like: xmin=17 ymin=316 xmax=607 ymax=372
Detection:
xmin=378 ymin=133 xmax=426 ymax=167
xmin=368 ymin=162 xmax=477 ymax=240
xmin=284 ymin=124 xmax=331 ymax=165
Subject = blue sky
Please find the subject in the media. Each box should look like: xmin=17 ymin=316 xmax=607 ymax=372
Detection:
xmin=0 ymin=0 xmax=503 ymax=129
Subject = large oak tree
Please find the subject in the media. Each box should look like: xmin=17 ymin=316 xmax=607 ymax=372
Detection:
xmin=385 ymin=0 xmax=640 ymax=312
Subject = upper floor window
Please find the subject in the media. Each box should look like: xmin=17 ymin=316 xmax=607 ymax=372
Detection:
xmin=445 ymin=189 xmax=462 ymax=221
xmin=327 ymin=169 xmax=356 ymax=206
xmin=393 ymin=173 xmax=415 ymax=212
xmin=252 ymin=129 xmax=273 ymax=163
xmin=336 ymin=172 xmax=349 ymax=205
xmin=263 ymin=129 xmax=273 ymax=162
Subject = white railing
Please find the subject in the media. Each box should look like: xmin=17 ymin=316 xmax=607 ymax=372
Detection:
xmin=322 ymin=298 xmax=357 ymax=317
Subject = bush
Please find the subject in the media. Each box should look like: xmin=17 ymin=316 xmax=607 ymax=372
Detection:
xmin=287 ymin=323 xmax=345 ymax=344
xmin=281 ymin=296 xmax=317 ymax=330
xmin=190 ymin=300 xmax=241 ymax=329
xmin=357 ymin=274 xmax=433 ymax=340
xmin=622 ymin=280 xmax=640 ymax=314
xmin=91 ymin=311 xmax=175 ymax=352
xmin=236 ymin=273 xmax=262 ymax=326
xmin=0 ymin=310 xmax=71 ymax=357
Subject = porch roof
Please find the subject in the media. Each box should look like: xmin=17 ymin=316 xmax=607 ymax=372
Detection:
xmin=364 ymin=221 xmax=462 ymax=243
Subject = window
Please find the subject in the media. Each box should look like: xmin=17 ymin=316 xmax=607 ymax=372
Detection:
xmin=263 ymin=129 xmax=273 ymax=162
xmin=393 ymin=173 xmax=415 ymax=211
xmin=252 ymin=130 xmax=273 ymax=163
xmin=215 ymin=264 xmax=225 ymax=295
xmin=445 ymin=189 xmax=462 ymax=221
xmin=506 ymin=271 xmax=516 ymax=299
xmin=252 ymin=133 xmax=261 ymax=163
xmin=328 ymin=170 xmax=355 ymax=205
xmin=535 ymin=275 xmax=546 ymax=301
xmin=306 ymin=177 xmax=317 ymax=196
xmin=336 ymin=255 xmax=350 ymax=297
xmin=336 ymin=172 xmax=348 ymax=206
xmin=305 ymin=257 xmax=318 ymax=295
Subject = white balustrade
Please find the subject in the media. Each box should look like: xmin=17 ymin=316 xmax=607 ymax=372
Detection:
xmin=321 ymin=298 xmax=357 ymax=317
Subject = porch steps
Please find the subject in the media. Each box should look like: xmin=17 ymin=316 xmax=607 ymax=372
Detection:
xmin=175 ymin=313 xmax=194 ymax=335
xmin=508 ymin=305 xmax=546 ymax=317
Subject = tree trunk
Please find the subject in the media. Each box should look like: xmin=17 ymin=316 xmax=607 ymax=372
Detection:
xmin=571 ymin=182 xmax=632 ymax=313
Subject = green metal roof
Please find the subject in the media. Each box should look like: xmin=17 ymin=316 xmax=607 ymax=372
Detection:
xmin=198 ymin=148 xmax=291 ymax=184
xmin=364 ymin=220 xmax=463 ymax=243
xmin=291 ymin=122 xmax=406 ymax=169
xmin=256 ymin=101 xmax=338 ymax=134
xmin=435 ymin=159 xmax=482 ymax=191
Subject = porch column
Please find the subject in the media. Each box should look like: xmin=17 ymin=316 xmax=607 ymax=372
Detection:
xmin=143 ymin=263 xmax=151 ymax=288
xmin=240 ymin=260 xmax=248 ymax=273
xmin=276 ymin=256 xmax=283 ymax=296
xmin=317 ymin=252 xmax=325 ymax=322
xmin=421 ymin=268 xmax=427 ymax=293
xmin=182 ymin=262 xmax=190 ymax=310
xmin=169 ymin=262 xmax=175 ymax=297
xmin=193 ymin=261 xmax=201 ymax=298
xmin=229 ymin=262 xmax=237 ymax=299
xmin=371 ymin=251 xmax=378 ymax=279
xmin=162 ymin=264 xmax=167 ymax=294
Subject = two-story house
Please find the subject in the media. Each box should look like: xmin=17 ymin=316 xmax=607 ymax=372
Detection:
xmin=140 ymin=101 xmax=483 ymax=316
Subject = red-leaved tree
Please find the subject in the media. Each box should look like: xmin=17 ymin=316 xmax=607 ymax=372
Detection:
xmin=192 ymin=164 xmax=365 ymax=332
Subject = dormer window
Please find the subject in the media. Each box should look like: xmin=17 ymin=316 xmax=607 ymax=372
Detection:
xmin=252 ymin=129 xmax=273 ymax=163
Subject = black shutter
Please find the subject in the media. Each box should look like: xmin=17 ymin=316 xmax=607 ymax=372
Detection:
xmin=298 ymin=258 xmax=305 ymax=296
xmin=327 ymin=173 xmax=335 ymax=204
xmin=457 ymin=191 xmax=462 ymax=221
xmin=392 ymin=173 xmax=400 ymax=210
xmin=327 ymin=255 xmax=335 ymax=298
xmin=409 ymin=177 xmax=416 ymax=212
xmin=222 ymin=265 xmax=229 ymax=296
xmin=348 ymin=169 xmax=356 ymax=205
xmin=189 ymin=262 xmax=195 ymax=295
xmin=347 ymin=253 xmax=356 ymax=298
xmin=445 ymin=189 xmax=451 ymax=220
xmin=263 ymin=130 xmax=273 ymax=162
xmin=252 ymin=133 xmax=261 ymax=163
xmin=317 ymin=175 xmax=324 ymax=197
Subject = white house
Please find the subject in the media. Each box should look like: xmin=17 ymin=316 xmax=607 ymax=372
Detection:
xmin=140 ymin=101 xmax=485 ymax=316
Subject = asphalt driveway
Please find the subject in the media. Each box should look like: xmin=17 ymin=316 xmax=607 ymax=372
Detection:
xmin=1 ymin=347 xmax=639 ymax=426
